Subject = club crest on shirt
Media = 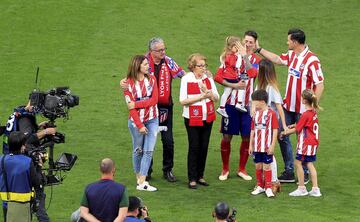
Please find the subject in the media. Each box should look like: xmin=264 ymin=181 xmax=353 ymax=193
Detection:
xmin=263 ymin=114 xmax=268 ymax=122
xmin=147 ymin=85 xmax=152 ymax=92
xmin=299 ymin=63 xmax=305 ymax=71
xmin=193 ymin=108 xmax=199 ymax=116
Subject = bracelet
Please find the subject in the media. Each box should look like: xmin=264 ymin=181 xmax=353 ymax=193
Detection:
xmin=255 ymin=47 xmax=262 ymax=54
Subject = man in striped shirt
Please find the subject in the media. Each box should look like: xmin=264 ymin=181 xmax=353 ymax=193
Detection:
xmin=215 ymin=31 xmax=261 ymax=181
xmin=255 ymin=28 xmax=324 ymax=182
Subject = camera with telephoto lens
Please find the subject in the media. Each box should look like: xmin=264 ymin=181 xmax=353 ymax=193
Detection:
xmin=30 ymin=86 xmax=79 ymax=121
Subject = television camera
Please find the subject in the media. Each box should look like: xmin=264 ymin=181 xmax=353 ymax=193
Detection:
xmin=28 ymin=86 xmax=79 ymax=186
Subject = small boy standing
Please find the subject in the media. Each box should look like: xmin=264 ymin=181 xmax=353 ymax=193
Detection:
xmin=249 ymin=89 xmax=279 ymax=197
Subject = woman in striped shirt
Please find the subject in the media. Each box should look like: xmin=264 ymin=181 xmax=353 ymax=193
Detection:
xmin=124 ymin=55 xmax=159 ymax=192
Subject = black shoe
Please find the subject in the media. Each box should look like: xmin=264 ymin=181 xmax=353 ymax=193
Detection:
xmin=188 ymin=181 xmax=197 ymax=189
xmin=146 ymin=175 xmax=151 ymax=181
xmin=278 ymin=171 xmax=295 ymax=183
xmin=197 ymin=178 xmax=209 ymax=186
xmin=164 ymin=170 xmax=177 ymax=182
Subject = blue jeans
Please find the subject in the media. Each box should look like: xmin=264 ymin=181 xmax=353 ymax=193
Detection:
xmin=128 ymin=117 xmax=158 ymax=176
xmin=278 ymin=109 xmax=300 ymax=173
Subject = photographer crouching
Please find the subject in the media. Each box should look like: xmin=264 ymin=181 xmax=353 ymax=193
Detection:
xmin=2 ymin=102 xmax=56 ymax=222
xmin=125 ymin=196 xmax=152 ymax=222
xmin=0 ymin=131 xmax=42 ymax=222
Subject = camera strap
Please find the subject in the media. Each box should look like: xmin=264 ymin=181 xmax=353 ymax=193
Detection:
xmin=1 ymin=154 xmax=10 ymax=201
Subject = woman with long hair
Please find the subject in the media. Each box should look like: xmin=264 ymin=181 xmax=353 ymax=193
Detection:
xmin=123 ymin=55 xmax=159 ymax=192
xmin=255 ymin=59 xmax=288 ymax=194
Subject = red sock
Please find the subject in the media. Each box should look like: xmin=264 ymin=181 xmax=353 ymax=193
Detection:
xmin=220 ymin=139 xmax=231 ymax=172
xmin=256 ymin=169 xmax=264 ymax=188
xmin=264 ymin=170 xmax=272 ymax=189
xmin=239 ymin=139 xmax=250 ymax=172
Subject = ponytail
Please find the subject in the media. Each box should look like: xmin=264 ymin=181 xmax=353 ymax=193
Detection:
xmin=302 ymin=89 xmax=322 ymax=111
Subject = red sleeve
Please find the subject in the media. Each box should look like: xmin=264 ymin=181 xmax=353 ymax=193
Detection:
xmin=295 ymin=112 xmax=309 ymax=133
xmin=279 ymin=52 xmax=289 ymax=65
xmin=134 ymin=76 xmax=159 ymax=109
xmin=214 ymin=67 xmax=225 ymax=84
xmin=225 ymin=54 xmax=237 ymax=68
xmin=271 ymin=111 xmax=279 ymax=129
xmin=123 ymin=81 xmax=144 ymax=129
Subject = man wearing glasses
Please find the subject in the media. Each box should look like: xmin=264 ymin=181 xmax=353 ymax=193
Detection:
xmin=121 ymin=37 xmax=185 ymax=182
xmin=145 ymin=37 xmax=185 ymax=182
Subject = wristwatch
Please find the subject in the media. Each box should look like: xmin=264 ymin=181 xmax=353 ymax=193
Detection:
xmin=254 ymin=47 xmax=262 ymax=54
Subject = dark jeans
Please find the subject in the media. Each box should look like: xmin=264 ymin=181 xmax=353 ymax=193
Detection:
xmin=148 ymin=105 xmax=174 ymax=175
xmin=35 ymin=188 xmax=50 ymax=222
xmin=184 ymin=118 xmax=213 ymax=182
xmin=279 ymin=109 xmax=308 ymax=174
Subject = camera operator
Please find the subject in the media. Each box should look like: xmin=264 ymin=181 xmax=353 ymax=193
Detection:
xmin=0 ymin=131 xmax=42 ymax=222
xmin=213 ymin=202 xmax=237 ymax=222
xmin=2 ymin=102 xmax=56 ymax=222
xmin=125 ymin=196 xmax=152 ymax=222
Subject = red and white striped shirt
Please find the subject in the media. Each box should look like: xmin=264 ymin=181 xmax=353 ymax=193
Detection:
xmin=124 ymin=75 xmax=159 ymax=129
xmin=214 ymin=53 xmax=260 ymax=106
xmin=280 ymin=46 xmax=324 ymax=114
xmin=295 ymin=109 xmax=319 ymax=156
xmin=251 ymin=109 xmax=279 ymax=152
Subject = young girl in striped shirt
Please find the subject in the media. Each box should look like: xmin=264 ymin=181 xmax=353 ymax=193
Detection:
xmin=282 ymin=89 xmax=322 ymax=197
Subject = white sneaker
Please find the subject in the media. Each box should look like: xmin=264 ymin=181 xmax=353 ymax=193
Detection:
xmin=136 ymin=181 xmax=157 ymax=192
xmin=218 ymin=171 xmax=229 ymax=181
xmin=216 ymin=107 xmax=229 ymax=118
xmin=289 ymin=187 xmax=308 ymax=196
xmin=265 ymin=188 xmax=275 ymax=197
xmin=309 ymin=187 xmax=322 ymax=197
xmin=237 ymin=171 xmax=252 ymax=181
xmin=251 ymin=186 xmax=265 ymax=195
xmin=235 ymin=103 xmax=247 ymax=112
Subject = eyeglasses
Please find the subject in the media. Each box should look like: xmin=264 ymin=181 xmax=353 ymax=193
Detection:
xmin=152 ymin=48 xmax=167 ymax=53
xmin=195 ymin=64 xmax=207 ymax=68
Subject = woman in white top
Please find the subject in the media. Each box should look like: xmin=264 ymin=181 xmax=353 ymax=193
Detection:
xmin=179 ymin=53 xmax=219 ymax=189
xmin=255 ymin=59 xmax=288 ymax=194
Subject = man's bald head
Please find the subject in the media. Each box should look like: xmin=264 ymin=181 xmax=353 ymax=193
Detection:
xmin=100 ymin=158 xmax=115 ymax=174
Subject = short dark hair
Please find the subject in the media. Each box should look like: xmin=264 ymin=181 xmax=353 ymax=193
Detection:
xmin=8 ymin=131 xmax=27 ymax=153
xmin=288 ymin=28 xmax=305 ymax=44
xmin=251 ymin=89 xmax=268 ymax=103
xmin=128 ymin=196 xmax=143 ymax=212
xmin=244 ymin=30 xmax=258 ymax=40
xmin=214 ymin=202 xmax=229 ymax=220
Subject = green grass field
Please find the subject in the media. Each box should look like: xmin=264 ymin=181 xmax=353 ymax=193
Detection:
xmin=1 ymin=0 xmax=360 ymax=221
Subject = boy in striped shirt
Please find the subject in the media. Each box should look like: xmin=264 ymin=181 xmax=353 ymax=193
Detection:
xmin=249 ymin=89 xmax=279 ymax=197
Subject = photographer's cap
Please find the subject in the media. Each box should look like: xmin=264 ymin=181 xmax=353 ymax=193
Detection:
xmin=215 ymin=202 xmax=229 ymax=220
xmin=128 ymin=196 xmax=144 ymax=211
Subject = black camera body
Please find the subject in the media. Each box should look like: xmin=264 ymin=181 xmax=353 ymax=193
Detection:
xmin=30 ymin=86 xmax=79 ymax=121
xmin=227 ymin=208 xmax=237 ymax=222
